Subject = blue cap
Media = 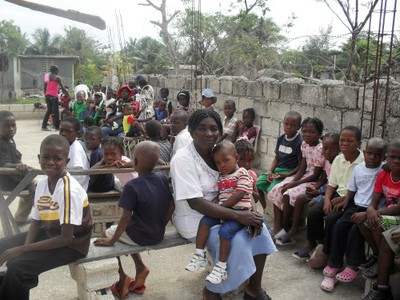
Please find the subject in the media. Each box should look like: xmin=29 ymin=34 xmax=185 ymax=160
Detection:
xmin=201 ymin=88 xmax=215 ymax=98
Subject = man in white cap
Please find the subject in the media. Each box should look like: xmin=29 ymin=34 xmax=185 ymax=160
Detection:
xmin=199 ymin=88 xmax=217 ymax=110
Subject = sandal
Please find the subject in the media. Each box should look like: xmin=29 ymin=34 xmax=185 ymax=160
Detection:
xmin=129 ymin=282 xmax=146 ymax=295
xmin=276 ymin=234 xmax=295 ymax=246
xmin=243 ymin=290 xmax=272 ymax=300
xmin=110 ymin=276 xmax=134 ymax=299
xmin=336 ymin=267 xmax=358 ymax=283
xmin=323 ymin=265 xmax=339 ymax=278
xmin=320 ymin=276 xmax=337 ymax=292
xmin=292 ymin=249 xmax=310 ymax=261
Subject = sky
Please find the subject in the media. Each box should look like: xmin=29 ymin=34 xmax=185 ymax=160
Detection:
xmin=1 ymin=0 xmax=398 ymax=50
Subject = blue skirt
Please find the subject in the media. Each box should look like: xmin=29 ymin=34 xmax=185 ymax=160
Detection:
xmin=204 ymin=224 xmax=277 ymax=294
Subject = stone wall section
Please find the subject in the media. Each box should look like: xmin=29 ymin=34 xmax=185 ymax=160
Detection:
xmin=148 ymin=75 xmax=400 ymax=172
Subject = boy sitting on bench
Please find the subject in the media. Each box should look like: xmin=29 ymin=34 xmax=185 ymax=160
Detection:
xmin=94 ymin=141 xmax=174 ymax=299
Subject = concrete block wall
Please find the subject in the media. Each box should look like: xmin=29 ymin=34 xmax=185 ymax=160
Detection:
xmin=0 ymin=104 xmax=45 ymax=120
xmin=149 ymin=75 xmax=399 ymax=172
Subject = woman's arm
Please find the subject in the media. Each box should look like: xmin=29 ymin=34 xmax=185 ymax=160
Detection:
xmin=187 ymin=197 xmax=263 ymax=227
xmin=55 ymin=76 xmax=69 ymax=96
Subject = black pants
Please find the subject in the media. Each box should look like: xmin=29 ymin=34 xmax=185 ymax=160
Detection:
xmin=306 ymin=200 xmax=343 ymax=247
xmin=0 ymin=230 xmax=83 ymax=300
xmin=327 ymin=204 xmax=367 ymax=267
xmin=42 ymin=95 xmax=59 ymax=129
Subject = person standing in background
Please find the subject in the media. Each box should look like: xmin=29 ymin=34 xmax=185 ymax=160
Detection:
xmin=42 ymin=65 xmax=69 ymax=131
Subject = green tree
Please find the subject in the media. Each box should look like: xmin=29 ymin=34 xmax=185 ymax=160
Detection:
xmin=61 ymin=26 xmax=100 ymax=63
xmin=0 ymin=20 xmax=26 ymax=101
xmin=25 ymin=28 xmax=62 ymax=55
xmin=176 ymin=7 xmax=283 ymax=76
xmin=125 ymin=36 xmax=171 ymax=75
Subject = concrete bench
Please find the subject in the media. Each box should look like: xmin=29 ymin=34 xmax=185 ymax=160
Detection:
xmin=69 ymin=229 xmax=188 ymax=300
xmin=87 ymin=190 xmax=122 ymax=237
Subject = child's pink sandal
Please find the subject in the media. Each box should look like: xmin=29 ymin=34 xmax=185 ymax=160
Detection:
xmin=320 ymin=276 xmax=337 ymax=292
xmin=336 ymin=267 xmax=358 ymax=283
xmin=323 ymin=265 xmax=339 ymax=278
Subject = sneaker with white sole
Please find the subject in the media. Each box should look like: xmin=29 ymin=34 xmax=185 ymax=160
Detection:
xmin=185 ymin=254 xmax=207 ymax=272
xmin=205 ymin=265 xmax=228 ymax=284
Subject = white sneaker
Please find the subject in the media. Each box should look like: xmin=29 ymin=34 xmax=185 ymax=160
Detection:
xmin=185 ymin=254 xmax=207 ymax=272
xmin=205 ymin=265 xmax=228 ymax=284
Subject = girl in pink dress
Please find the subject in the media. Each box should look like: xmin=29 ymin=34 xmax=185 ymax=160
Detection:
xmin=268 ymin=118 xmax=325 ymax=241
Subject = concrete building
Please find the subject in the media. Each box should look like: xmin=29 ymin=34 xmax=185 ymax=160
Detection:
xmin=0 ymin=55 xmax=78 ymax=103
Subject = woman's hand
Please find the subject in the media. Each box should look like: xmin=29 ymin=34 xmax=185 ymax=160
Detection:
xmin=237 ymin=211 xmax=263 ymax=228
xmin=0 ymin=246 xmax=24 ymax=265
xmin=93 ymin=238 xmax=115 ymax=247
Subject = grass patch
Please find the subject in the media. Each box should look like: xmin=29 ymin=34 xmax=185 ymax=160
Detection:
xmin=16 ymin=98 xmax=45 ymax=104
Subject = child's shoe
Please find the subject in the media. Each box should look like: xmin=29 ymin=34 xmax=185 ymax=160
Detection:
xmin=361 ymin=284 xmax=392 ymax=300
xmin=185 ymin=254 xmax=207 ymax=272
xmin=205 ymin=265 xmax=228 ymax=284
xmin=323 ymin=265 xmax=339 ymax=278
xmin=359 ymin=254 xmax=378 ymax=270
xmin=362 ymin=262 xmax=379 ymax=279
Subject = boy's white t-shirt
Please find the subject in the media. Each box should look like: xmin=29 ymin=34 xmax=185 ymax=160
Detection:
xmin=32 ymin=172 xmax=88 ymax=225
xmin=172 ymin=127 xmax=193 ymax=156
xmin=67 ymin=140 xmax=90 ymax=191
xmin=347 ymin=162 xmax=382 ymax=207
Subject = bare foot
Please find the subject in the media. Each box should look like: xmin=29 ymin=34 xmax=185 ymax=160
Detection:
xmin=129 ymin=267 xmax=150 ymax=291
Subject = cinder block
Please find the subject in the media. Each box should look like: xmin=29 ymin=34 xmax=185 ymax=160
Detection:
xmin=256 ymin=135 xmax=267 ymax=154
xmin=269 ymin=102 xmax=291 ymax=121
xmin=291 ymin=104 xmax=315 ymax=120
xmin=208 ymin=76 xmax=220 ymax=93
xmin=261 ymin=118 xmax=280 ymax=138
xmin=232 ymin=77 xmax=248 ymax=96
xmin=254 ymin=99 xmax=268 ymax=116
xmin=314 ymin=107 xmax=342 ymax=133
xmin=260 ymin=77 xmax=280 ymax=101
xmin=220 ymin=76 xmax=233 ymax=94
xmin=176 ymin=76 xmax=187 ymax=89
xmin=281 ymin=78 xmax=304 ymax=103
xmin=327 ymin=86 xmax=359 ymax=109
xmin=342 ymin=110 xmax=361 ymax=128
xmin=386 ymin=117 xmax=400 ymax=141
xmin=301 ymin=84 xmax=326 ymax=106
xmin=69 ymin=258 xmax=119 ymax=300
xmin=237 ymin=96 xmax=255 ymax=113
xmin=246 ymin=81 xmax=263 ymax=97
xmin=194 ymin=76 xmax=206 ymax=91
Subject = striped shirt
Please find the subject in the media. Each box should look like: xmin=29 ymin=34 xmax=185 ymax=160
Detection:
xmin=218 ymin=167 xmax=253 ymax=210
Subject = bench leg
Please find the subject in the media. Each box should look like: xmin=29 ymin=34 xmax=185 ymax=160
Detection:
xmin=69 ymin=258 xmax=119 ymax=300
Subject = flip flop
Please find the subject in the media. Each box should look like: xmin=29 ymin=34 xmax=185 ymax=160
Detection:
xmin=276 ymin=234 xmax=295 ymax=246
xmin=129 ymin=283 xmax=146 ymax=295
xmin=110 ymin=276 xmax=134 ymax=300
xmin=292 ymin=249 xmax=310 ymax=261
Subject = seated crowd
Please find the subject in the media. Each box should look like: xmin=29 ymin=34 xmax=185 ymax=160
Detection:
xmin=0 ymin=73 xmax=399 ymax=300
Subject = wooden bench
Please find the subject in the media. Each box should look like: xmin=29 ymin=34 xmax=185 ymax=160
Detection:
xmin=69 ymin=228 xmax=189 ymax=300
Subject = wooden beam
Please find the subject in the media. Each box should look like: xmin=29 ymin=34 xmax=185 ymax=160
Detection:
xmin=5 ymin=0 xmax=106 ymax=30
